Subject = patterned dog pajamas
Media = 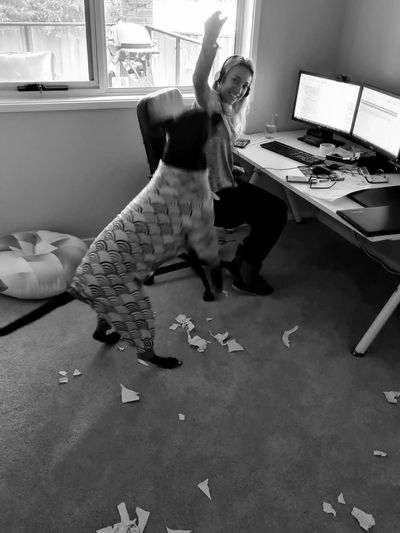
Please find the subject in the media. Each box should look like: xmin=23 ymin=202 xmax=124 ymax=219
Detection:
xmin=70 ymin=161 xmax=219 ymax=357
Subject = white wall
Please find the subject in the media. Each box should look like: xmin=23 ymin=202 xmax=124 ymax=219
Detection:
xmin=336 ymin=0 xmax=400 ymax=92
xmin=0 ymin=107 xmax=149 ymax=238
xmin=246 ymin=0 xmax=346 ymax=134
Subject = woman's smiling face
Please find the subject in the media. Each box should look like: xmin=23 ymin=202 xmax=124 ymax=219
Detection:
xmin=218 ymin=64 xmax=252 ymax=104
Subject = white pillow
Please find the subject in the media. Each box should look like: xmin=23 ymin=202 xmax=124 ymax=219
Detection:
xmin=0 ymin=230 xmax=87 ymax=299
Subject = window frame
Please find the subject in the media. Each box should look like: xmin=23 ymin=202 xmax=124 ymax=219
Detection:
xmin=0 ymin=0 xmax=261 ymax=110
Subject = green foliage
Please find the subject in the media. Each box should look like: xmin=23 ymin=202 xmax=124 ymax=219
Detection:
xmin=0 ymin=0 xmax=84 ymax=22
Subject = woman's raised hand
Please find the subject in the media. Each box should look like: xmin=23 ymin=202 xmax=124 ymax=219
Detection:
xmin=204 ymin=11 xmax=227 ymax=43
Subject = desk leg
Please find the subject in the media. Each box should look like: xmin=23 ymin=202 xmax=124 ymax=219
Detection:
xmin=352 ymin=284 xmax=400 ymax=356
xmin=284 ymin=189 xmax=303 ymax=223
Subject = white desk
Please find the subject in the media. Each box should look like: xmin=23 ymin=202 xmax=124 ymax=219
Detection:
xmin=234 ymin=130 xmax=400 ymax=355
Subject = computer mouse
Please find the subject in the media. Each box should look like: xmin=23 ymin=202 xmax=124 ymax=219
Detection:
xmin=312 ymin=165 xmax=329 ymax=175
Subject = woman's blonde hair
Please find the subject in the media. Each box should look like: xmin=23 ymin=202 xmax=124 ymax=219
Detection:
xmin=212 ymin=54 xmax=254 ymax=136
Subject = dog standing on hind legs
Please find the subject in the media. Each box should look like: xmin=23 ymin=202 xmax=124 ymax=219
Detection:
xmin=0 ymin=109 xmax=224 ymax=368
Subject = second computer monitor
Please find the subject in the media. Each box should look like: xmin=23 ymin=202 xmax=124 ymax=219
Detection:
xmin=352 ymin=85 xmax=400 ymax=161
xmin=293 ymin=71 xmax=361 ymax=135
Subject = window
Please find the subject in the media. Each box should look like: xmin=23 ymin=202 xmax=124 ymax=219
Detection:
xmin=0 ymin=0 xmax=258 ymax=102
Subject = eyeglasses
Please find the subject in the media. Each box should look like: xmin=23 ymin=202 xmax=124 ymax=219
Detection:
xmin=309 ymin=177 xmax=336 ymax=189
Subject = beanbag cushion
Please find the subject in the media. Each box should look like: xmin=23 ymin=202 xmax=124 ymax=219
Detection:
xmin=0 ymin=230 xmax=87 ymax=299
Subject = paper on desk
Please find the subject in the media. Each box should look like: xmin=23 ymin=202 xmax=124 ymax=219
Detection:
xmin=322 ymin=501 xmax=336 ymax=516
xmin=197 ymin=478 xmax=211 ymax=500
xmin=305 ymin=173 xmax=369 ymax=201
xmin=121 ymin=384 xmax=140 ymax=403
xmin=166 ymin=528 xmax=192 ymax=533
xmin=338 ymin=492 xmax=346 ymax=504
xmin=351 ymin=506 xmax=375 ymax=531
xmin=178 ymin=413 xmax=185 ymax=421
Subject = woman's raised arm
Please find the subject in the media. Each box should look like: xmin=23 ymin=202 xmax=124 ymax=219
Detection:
xmin=193 ymin=11 xmax=227 ymax=109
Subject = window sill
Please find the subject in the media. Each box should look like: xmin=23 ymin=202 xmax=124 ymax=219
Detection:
xmin=0 ymin=93 xmax=195 ymax=113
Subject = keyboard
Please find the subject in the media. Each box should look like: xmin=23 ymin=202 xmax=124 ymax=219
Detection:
xmin=260 ymin=140 xmax=323 ymax=166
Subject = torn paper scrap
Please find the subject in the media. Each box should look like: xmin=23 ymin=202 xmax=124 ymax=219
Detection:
xmin=373 ymin=450 xmax=387 ymax=457
xmin=209 ymin=330 xmax=229 ymax=345
xmin=206 ymin=317 xmax=213 ymax=322
xmin=117 ymin=502 xmax=131 ymax=525
xmin=174 ymin=314 xmax=195 ymax=332
xmin=169 ymin=323 xmax=180 ymax=330
xmin=138 ymin=359 xmax=150 ymax=367
xmin=178 ymin=413 xmax=185 ymax=421
xmin=351 ymin=506 xmax=375 ymax=531
xmin=226 ymin=338 xmax=244 ymax=352
xmin=282 ymin=325 xmax=299 ymax=348
xmin=96 ymin=504 xmax=149 ymax=533
xmin=58 ymin=376 xmax=68 ymax=384
xmin=383 ymin=391 xmax=400 ymax=404
xmin=322 ymin=502 xmax=336 ymax=516
xmin=121 ymin=384 xmax=140 ymax=403
xmin=187 ymin=332 xmax=210 ymax=352
xmin=73 ymin=369 xmax=82 ymax=376
xmin=166 ymin=528 xmax=192 ymax=533
xmin=197 ymin=478 xmax=211 ymax=500
xmin=338 ymin=492 xmax=346 ymax=504
xmin=59 ymin=370 xmax=67 ymax=376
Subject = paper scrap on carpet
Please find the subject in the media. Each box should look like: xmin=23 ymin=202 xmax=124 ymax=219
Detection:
xmin=121 ymin=384 xmax=140 ymax=403
xmin=351 ymin=506 xmax=375 ymax=531
xmin=96 ymin=502 xmax=150 ymax=533
xmin=383 ymin=391 xmax=400 ymax=404
xmin=322 ymin=502 xmax=336 ymax=516
xmin=282 ymin=325 xmax=299 ymax=348
xmin=197 ymin=478 xmax=211 ymax=500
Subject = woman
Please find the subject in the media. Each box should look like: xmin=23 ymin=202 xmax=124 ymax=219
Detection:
xmin=193 ymin=11 xmax=288 ymax=295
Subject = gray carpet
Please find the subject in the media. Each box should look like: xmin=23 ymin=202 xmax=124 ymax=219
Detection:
xmin=0 ymin=294 xmax=50 ymax=329
xmin=1 ymin=219 xmax=400 ymax=532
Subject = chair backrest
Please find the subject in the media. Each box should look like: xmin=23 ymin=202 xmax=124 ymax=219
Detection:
xmin=137 ymin=88 xmax=185 ymax=175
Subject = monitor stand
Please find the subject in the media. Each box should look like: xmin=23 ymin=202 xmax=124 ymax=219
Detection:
xmin=357 ymin=154 xmax=397 ymax=174
xmin=298 ymin=128 xmax=344 ymax=147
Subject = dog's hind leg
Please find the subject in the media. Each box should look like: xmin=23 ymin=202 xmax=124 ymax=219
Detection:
xmin=92 ymin=316 xmax=121 ymax=345
xmin=92 ymin=282 xmax=182 ymax=369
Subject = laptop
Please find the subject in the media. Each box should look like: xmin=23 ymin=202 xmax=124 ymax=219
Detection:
xmin=347 ymin=185 xmax=400 ymax=207
xmin=336 ymin=205 xmax=400 ymax=237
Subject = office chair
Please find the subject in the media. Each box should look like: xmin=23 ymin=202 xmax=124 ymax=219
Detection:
xmin=137 ymin=87 xmax=215 ymax=301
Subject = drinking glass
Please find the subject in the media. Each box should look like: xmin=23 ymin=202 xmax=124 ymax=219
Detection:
xmin=265 ymin=113 xmax=278 ymax=138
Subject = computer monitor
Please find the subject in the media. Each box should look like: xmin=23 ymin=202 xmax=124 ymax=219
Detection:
xmin=292 ymin=71 xmax=361 ymax=146
xmin=352 ymin=85 xmax=400 ymax=162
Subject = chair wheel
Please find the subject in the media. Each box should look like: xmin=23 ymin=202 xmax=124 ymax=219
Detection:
xmin=144 ymin=275 xmax=155 ymax=285
xmin=203 ymin=290 xmax=215 ymax=302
